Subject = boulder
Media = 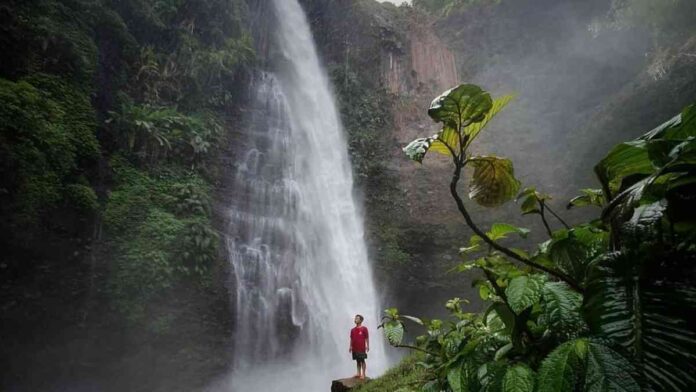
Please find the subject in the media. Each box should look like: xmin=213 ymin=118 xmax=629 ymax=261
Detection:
xmin=331 ymin=377 xmax=370 ymax=392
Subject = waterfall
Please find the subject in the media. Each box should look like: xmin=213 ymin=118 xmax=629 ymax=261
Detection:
xmin=223 ymin=0 xmax=387 ymax=390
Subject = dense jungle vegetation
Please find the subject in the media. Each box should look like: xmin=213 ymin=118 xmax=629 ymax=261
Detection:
xmin=373 ymin=84 xmax=696 ymax=392
xmin=1 ymin=0 xmax=253 ymax=389
xmin=1 ymin=0 xmax=695 ymax=391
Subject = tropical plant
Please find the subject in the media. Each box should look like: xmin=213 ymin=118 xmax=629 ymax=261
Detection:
xmin=381 ymin=84 xmax=696 ymax=392
xmin=106 ymin=101 xmax=222 ymax=165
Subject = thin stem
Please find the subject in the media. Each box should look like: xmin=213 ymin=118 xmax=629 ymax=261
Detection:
xmin=539 ymin=203 xmax=554 ymax=238
xmin=544 ymin=202 xmax=570 ymax=229
xmin=449 ymin=163 xmax=584 ymax=293
xmin=394 ymin=344 xmax=440 ymax=357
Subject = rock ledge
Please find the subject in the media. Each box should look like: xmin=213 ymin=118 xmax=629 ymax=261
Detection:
xmin=331 ymin=377 xmax=371 ymax=392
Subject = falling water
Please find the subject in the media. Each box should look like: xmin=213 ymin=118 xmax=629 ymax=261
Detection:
xmin=223 ymin=0 xmax=387 ymax=390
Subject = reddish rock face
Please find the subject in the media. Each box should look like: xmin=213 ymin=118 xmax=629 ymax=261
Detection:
xmin=381 ymin=20 xmax=458 ymax=95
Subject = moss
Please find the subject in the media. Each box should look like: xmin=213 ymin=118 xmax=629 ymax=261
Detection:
xmin=0 ymin=76 xmax=99 ymax=223
xmin=103 ymin=156 xmax=218 ymax=322
xmin=354 ymin=355 xmax=429 ymax=392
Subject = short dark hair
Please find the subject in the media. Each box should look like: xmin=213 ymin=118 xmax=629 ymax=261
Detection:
xmin=355 ymin=314 xmax=364 ymax=322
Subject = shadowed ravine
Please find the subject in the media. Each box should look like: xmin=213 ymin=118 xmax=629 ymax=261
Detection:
xmin=216 ymin=0 xmax=388 ymax=390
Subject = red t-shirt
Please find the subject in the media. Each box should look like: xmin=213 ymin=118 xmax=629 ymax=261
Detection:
xmin=350 ymin=326 xmax=369 ymax=352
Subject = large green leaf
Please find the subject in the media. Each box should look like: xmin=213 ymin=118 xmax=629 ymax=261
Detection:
xmin=403 ymin=136 xmax=437 ymax=163
xmin=502 ymin=364 xmax=535 ymax=392
xmin=537 ymin=339 xmax=640 ymax=392
xmin=537 ymin=339 xmax=585 ymax=392
xmin=567 ymin=188 xmax=605 ymax=209
xmin=463 ymin=94 xmax=514 ymax=147
xmin=384 ymin=320 xmax=405 ymax=346
xmin=477 ymin=362 xmax=506 ymax=392
xmin=594 ymin=140 xmax=654 ymax=198
xmin=546 ymin=226 xmax=609 ymax=286
xmin=448 ymin=364 xmax=465 ymax=392
xmin=505 ymin=274 xmax=546 ymax=314
xmin=468 ymin=156 xmax=521 ymax=207
xmin=515 ymin=187 xmax=549 ymax=215
xmin=430 ymin=125 xmax=461 ymax=156
xmin=430 ymin=95 xmax=514 ymax=158
xmin=487 ymin=223 xmax=530 ymax=241
xmin=583 ymin=341 xmax=641 ymax=392
xmin=584 ymin=250 xmax=696 ymax=391
xmin=428 ymin=84 xmax=493 ymax=129
xmin=540 ymin=281 xmax=586 ymax=338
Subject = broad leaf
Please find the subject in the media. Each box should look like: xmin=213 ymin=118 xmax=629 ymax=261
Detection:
xmin=547 ymin=226 xmax=608 ymax=286
xmin=468 ymin=156 xmax=521 ymax=207
xmin=595 ymin=139 xmax=655 ymax=198
xmin=384 ymin=320 xmax=405 ymax=346
xmin=447 ymin=361 xmax=480 ymax=392
xmin=502 ymin=364 xmax=535 ymax=392
xmin=584 ymin=341 xmax=641 ymax=392
xmin=505 ymin=274 xmax=546 ymax=314
xmin=516 ymin=187 xmax=546 ymax=215
xmin=567 ymin=188 xmax=605 ymax=209
xmin=463 ymin=94 xmax=515 ymax=147
xmin=584 ymin=250 xmax=696 ymax=391
xmin=538 ymin=339 xmax=640 ymax=392
xmin=477 ymin=362 xmax=506 ymax=392
xmin=487 ymin=223 xmax=530 ymax=241
xmin=430 ymin=125 xmax=461 ymax=156
xmin=403 ymin=136 xmax=436 ymax=163
xmin=541 ymin=281 xmax=586 ymax=338
xmin=485 ymin=302 xmax=516 ymax=336
xmin=428 ymin=84 xmax=493 ymax=129
xmin=448 ymin=364 xmax=465 ymax=392
xmin=537 ymin=339 xmax=585 ymax=392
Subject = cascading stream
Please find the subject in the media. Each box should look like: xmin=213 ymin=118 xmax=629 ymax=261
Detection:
xmin=224 ymin=0 xmax=387 ymax=390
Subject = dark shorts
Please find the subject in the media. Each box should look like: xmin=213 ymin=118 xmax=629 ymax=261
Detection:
xmin=352 ymin=352 xmax=367 ymax=361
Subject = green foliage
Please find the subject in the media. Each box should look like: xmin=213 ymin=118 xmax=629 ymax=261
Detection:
xmin=106 ymin=101 xmax=222 ymax=166
xmin=584 ymin=247 xmax=696 ymax=391
xmin=389 ymin=84 xmax=696 ymax=392
xmin=537 ymin=339 xmax=640 ymax=392
xmin=502 ymin=364 xmax=535 ymax=392
xmin=0 ymin=75 xmax=99 ymax=223
xmin=352 ymin=355 xmax=428 ymax=392
xmin=539 ymin=226 xmax=609 ymax=287
xmin=567 ymin=189 xmax=605 ymax=210
xmin=505 ymin=274 xmax=545 ymax=314
xmin=597 ymin=104 xmax=696 ymax=225
xmin=413 ymin=0 xmax=503 ymax=16
xmin=331 ymin=67 xmax=394 ymax=180
xmin=104 ymin=157 xmax=218 ymax=321
xmin=403 ymin=84 xmax=518 ymax=208
xmin=468 ymin=156 xmax=521 ymax=207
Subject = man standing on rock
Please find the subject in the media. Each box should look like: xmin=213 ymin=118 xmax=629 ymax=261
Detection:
xmin=349 ymin=314 xmax=369 ymax=379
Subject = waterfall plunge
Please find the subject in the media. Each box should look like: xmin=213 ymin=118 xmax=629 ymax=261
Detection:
xmin=222 ymin=0 xmax=388 ymax=390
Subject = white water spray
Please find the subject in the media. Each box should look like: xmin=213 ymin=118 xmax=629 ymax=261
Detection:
xmin=221 ymin=0 xmax=388 ymax=390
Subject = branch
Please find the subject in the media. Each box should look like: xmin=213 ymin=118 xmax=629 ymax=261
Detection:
xmin=449 ymin=164 xmax=584 ymax=293
xmin=394 ymin=343 xmax=440 ymax=357
xmin=539 ymin=203 xmax=554 ymax=237
xmin=544 ymin=202 xmax=570 ymax=229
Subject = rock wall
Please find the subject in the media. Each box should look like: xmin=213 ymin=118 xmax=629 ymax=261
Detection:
xmin=381 ymin=18 xmax=458 ymax=95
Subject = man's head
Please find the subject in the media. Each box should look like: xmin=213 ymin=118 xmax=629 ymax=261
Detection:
xmin=354 ymin=314 xmax=364 ymax=325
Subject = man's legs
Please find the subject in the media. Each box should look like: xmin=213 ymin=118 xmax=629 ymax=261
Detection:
xmin=360 ymin=360 xmax=367 ymax=379
xmin=355 ymin=361 xmax=361 ymax=377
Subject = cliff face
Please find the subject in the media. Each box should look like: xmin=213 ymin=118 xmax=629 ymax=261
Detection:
xmin=301 ymin=0 xmax=696 ymax=320
xmin=301 ymin=0 xmax=478 ymax=318
xmin=381 ymin=18 xmax=458 ymax=95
